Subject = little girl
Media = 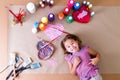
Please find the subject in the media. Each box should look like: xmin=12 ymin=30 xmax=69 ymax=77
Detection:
xmin=61 ymin=34 xmax=102 ymax=80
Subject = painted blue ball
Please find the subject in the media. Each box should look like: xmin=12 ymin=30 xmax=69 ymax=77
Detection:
xmin=73 ymin=2 xmax=81 ymax=10
xmin=33 ymin=21 xmax=39 ymax=28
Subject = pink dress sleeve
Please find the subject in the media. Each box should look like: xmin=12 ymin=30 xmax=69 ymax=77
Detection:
xmin=65 ymin=54 xmax=73 ymax=64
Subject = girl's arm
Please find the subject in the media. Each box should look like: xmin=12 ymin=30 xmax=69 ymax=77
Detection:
xmin=67 ymin=57 xmax=81 ymax=75
xmin=88 ymin=47 xmax=101 ymax=65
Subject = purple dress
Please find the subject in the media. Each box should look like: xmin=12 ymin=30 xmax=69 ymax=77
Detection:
xmin=65 ymin=46 xmax=99 ymax=80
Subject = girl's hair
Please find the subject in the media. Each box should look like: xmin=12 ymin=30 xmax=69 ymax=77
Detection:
xmin=61 ymin=34 xmax=82 ymax=54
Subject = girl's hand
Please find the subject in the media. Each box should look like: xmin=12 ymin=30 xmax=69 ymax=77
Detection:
xmin=88 ymin=47 xmax=101 ymax=65
xmin=73 ymin=56 xmax=81 ymax=67
xmin=89 ymin=57 xmax=99 ymax=65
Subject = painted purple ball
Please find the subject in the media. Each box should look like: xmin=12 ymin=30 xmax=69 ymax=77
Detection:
xmin=48 ymin=13 xmax=55 ymax=22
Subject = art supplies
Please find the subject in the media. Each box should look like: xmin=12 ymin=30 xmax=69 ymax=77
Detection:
xmin=6 ymin=58 xmax=41 ymax=79
xmin=0 ymin=52 xmax=23 ymax=74
xmin=9 ymin=52 xmax=16 ymax=66
xmin=12 ymin=63 xmax=41 ymax=77
xmin=29 ymin=63 xmax=41 ymax=69
xmin=22 ymin=57 xmax=33 ymax=67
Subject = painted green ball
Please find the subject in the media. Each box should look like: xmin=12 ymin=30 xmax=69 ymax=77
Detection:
xmin=66 ymin=15 xmax=73 ymax=23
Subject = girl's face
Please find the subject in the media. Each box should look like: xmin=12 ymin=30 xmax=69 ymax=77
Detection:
xmin=64 ymin=39 xmax=80 ymax=54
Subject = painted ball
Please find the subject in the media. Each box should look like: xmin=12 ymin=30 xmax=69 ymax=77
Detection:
xmin=58 ymin=12 xmax=64 ymax=20
xmin=48 ymin=13 xmax=55 ymax=22
xmin=41 ymin=17 xmax=48 ymax=24
xmin=40 ymin=3 xmax=45 ymax=8
xmin=67 ymin=0 xmax=75 ymax=9
xmin=88 ymin=4 xmax=92 ymax=9
xmin=49 ymin=0 xmax=54 ymax=6
xmin=63 ymin=7 xmax=70 ymax=15
xmin=73 ymin=2 xmax=81 ymax=10
xmin=91 ymin=11 xmax=95 ymax=17
xmin=32 ymin=27 xmax=38 ymax=34
xmin=39 ymin=23 xmax=46 ymax=31
xmin=46 ymin=0 xmax=50 ymax=3
xmin=86 ymin=2 xmax=90 ymax=6
xmin=82 ymin=1 xmax=87 ymax=5
xmin=66 ymin=15 xmax=73 ymax=23
xmin=33 ymin=21 xmax=39 ymax=28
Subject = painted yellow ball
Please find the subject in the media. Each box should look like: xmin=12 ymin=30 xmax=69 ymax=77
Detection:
xmin=41 ymin=17 xmax=48 ymax=24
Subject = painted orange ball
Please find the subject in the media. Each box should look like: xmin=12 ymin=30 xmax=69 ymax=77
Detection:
xmin=39 ymin=23 xmax=46 ymax=31
xmin=58 ymin=12 xmax=64 ymax=20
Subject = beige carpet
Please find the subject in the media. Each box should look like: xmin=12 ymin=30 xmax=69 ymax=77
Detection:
xmin=8 ymin=5 xmax=120 ymax=74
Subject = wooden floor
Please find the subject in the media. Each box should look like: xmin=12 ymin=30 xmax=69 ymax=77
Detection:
xmin=0 ymin=0 xmax=120 ymax=80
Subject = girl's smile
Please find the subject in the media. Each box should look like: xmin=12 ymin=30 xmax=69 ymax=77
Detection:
xmin=64 ymin=39 xmax=80 ymax=54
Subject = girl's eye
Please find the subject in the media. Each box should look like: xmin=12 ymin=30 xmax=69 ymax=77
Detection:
xmin=67 ymin=46 xmax=70 ymax=48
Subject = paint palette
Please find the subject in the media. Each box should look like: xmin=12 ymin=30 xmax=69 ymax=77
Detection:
xmin=37 ymin=40 xmax=55 ymax=60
